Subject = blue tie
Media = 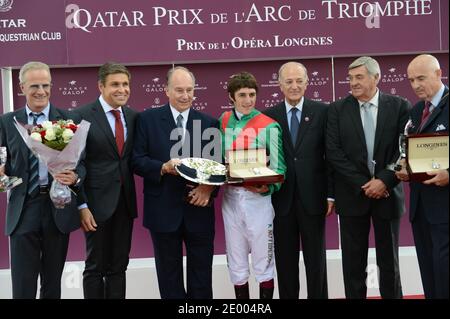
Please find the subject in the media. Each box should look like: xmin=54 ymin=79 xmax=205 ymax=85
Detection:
xmin=290 ymin=108 xmax=300 ymax=145
xmin=362 ymin=103 xmax=376 ymax=175
xmin=28 ymin=112 xmax=43 ymax=197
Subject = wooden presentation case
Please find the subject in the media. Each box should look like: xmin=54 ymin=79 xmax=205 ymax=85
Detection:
xmin=406 ymin=132 xmax=449 ymax=182
xmin=226 ymin=148 xmax=284 ymax=186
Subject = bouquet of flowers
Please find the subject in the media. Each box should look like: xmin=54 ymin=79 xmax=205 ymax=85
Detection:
xmin=29 ymin=119 xmax=79 ymax=150
xmin=14 ymin=117 xmax=90 ymax=208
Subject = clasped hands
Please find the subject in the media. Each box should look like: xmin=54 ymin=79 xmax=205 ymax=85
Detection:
xmin=187 ymin=184 xmax=215 ymax=207
xmin=361 ymin=179 xmax=389 ymax=199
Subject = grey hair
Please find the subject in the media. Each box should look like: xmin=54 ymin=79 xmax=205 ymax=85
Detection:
xmin=349 ymin=56 xmax=381 ymax=78
xmin=19 ymin=61 xmax=51 ymax=84
xmin=278 ymin=61 xmax=309 ymax=82
xmin=167 ymin=66 xmax=196 ymax=87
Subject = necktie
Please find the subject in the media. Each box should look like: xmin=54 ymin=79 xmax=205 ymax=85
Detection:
xmin=362 ymin=103 xmax=376 ymax=175
xmin=28 ymin=112 xmax=44 ymax=197
xmin=290 ymin=108 xmax=300 ymax=145
xmin=111 ymin=110 xmax=125 ymax=156
xmin=419 ymin=101 xmax=432 ymax=131
xmin=176 ymin=114 xmax=184 ymax=141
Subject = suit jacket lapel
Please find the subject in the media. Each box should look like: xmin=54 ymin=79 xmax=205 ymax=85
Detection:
xmin=420 ymin=88 xmax=449 ymax=132
xmin=161 ymin=104 xmax=179 ymax=148
xmin=15 ymin=109 xmax=29 ymax=165
xmin=90 ymin=100 xmax=119 ymax=154
xmin=272 ymin=103 xmax=294 ymax=156
xmin=373 ymin=93 xmax=388 ymax=155
xmin=48 ymin=104 xmax=63 ymax=121
xmin=295 ymin=101 xmax=313 ymax=150
xmin=348 ymin=97 xmax=366 ymax=146
xmin=122 ymin=106 xmax=135 ymax=155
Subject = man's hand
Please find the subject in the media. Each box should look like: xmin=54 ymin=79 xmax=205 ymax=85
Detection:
xmin=54 ymin=170 xmax=78 ymax=185
xmin=395 ymin=159 xmax=410 ymax=182
xmin=362 ymin=179 xmax=389 ymax=199
xmin=161 ymin=158 xmax=181 ymax=176
xmin=423 ymin=169 xmax=449 ymax=187
xmin=0 ymin=166 xmax=5 ymax=176
xmin=188 ymin=184 xmax=215 ymax=207
xmin=80 ymin=207 xmax=97 ymax=232
xmin=244 ymin=184 xmax=269 ymax=194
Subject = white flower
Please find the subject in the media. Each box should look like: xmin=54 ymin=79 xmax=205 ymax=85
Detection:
xmin=62 ymin=128 xmax=74 ymax=143
xmin=45 ymin=127 xmax=56 ymax=141
xmin=41 ymin=121 xmax=53 ymax=130
xmin=30 ymin=132 xmax=42 ymax=142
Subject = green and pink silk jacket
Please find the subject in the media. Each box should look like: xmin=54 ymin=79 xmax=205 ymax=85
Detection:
xmin=219 ymin=108 xmax=286 ymax=196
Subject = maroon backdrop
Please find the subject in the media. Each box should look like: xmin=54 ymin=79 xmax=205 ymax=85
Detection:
xmin=0 ymin=53 xmax=448 ymax=267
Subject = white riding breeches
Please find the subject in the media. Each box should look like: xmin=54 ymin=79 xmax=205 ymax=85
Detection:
xmin=222 ymin=186 xmax=275 ymax=285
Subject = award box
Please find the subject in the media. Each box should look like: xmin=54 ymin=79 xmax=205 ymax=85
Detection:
xmin=226 ymin=148 xmax=284 ymax=186
xmin=406 ymin=132 xmax=449 ymax=182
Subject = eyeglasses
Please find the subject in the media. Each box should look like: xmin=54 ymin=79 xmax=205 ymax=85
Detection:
xmin=28 ymin=83 xmax=52 ymax=91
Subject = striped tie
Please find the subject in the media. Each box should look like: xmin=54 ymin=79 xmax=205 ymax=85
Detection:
xmin=28 ymin=112 xmax=43 ymax=197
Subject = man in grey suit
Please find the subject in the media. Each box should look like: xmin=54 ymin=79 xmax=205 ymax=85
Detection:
xmin=326 ymin=56 xmax=410 ymax=298
xmin=0 ymin=61 xmax=84 ymax=298
xmin=74 ymin=62 xmax=138 ymax=299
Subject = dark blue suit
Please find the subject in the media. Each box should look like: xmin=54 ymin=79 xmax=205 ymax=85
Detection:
xmin=132 ymin=104 xmax=219 ymax=299
xmin=409 ymin=86 xmax=448 ymax=299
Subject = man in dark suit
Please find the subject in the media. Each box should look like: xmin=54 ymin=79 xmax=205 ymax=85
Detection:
xmin=396 ymin=54 xmax=448 ymax=299
xmin=74 ymin=62 xmax=137 ymax=299
xmin=263 ymin=62 xmax=333 ymax=299
xmin=132 ymin=66 xmax=218 ymax=299
xmin=326 ymin=56 xmax=410 ymax=299
xmin=0 ymin=61 xmax=83 ymax=299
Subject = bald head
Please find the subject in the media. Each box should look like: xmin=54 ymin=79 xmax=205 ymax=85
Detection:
xmin=408 ymin=54 xmax=440 ymax=72
xmin=407 ymin=54 xmax=443 ymax=101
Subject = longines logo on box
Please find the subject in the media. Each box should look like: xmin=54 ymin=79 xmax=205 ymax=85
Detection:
xmin=58 ymin=80 xmax=88 ymax=96
xmin=0 ymin=0 xmax=13 ymax=12
xmin=142 ymin=77 xmax=165 ymax=93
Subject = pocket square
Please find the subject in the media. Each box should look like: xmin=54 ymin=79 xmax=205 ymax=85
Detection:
xmin=435 ymin=124 xmax=446 ymax=131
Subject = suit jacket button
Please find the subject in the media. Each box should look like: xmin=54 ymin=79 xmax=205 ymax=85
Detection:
xmin=294 ymin=157 xmax=298 ymax=161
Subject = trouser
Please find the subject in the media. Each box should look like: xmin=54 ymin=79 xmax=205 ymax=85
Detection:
xmin=274 ymin=194 xmax=328 ymax=299
xmin=339 ymin=213 xmax=402 ymax=299
xmin=10 ymin=194 xmax=69 ymax=299
xmin=83 ymin=189 xmax=133 ymax=299
xmin=222 ymin=186 xmax=275 ymax=285
xmin=412 ymin=196 xmax=449 ymax=299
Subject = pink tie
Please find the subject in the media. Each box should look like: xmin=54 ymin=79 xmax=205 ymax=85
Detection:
xmin=111 ymin=110 xmax=124 ymax=156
